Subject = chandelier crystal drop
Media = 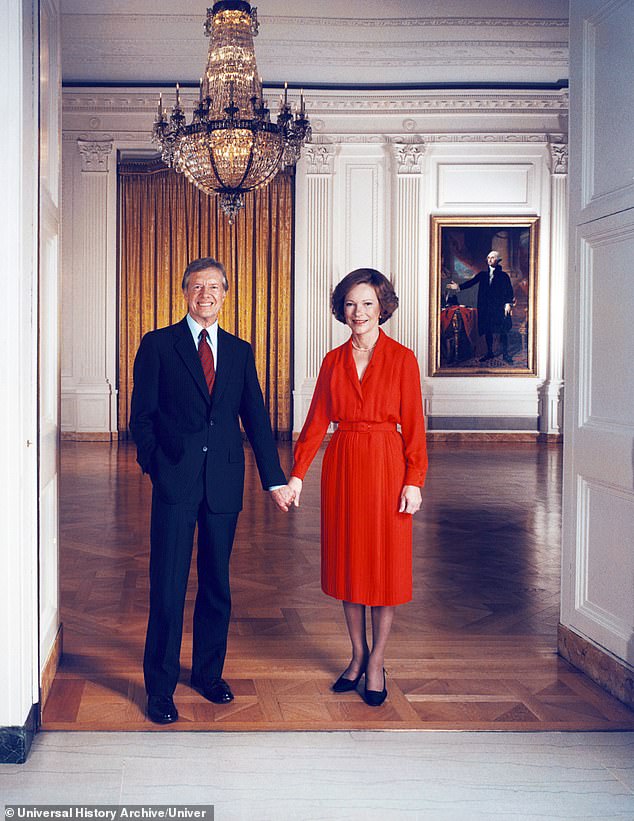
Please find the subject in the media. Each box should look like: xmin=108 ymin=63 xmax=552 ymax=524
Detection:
xmin=151 ymin=1 xmax=311 ymax=222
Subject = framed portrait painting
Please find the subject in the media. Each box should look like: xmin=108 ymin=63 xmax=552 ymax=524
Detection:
xmin=429 ymin=215 xmax=539 ymax=376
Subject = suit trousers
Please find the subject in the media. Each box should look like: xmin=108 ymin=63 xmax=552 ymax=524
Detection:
xmin=143 ymin=463 xmax=239 ymax=696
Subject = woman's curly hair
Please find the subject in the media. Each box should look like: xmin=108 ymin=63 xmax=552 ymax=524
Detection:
xmin=331 ymin=268 xmax=399 ymax=325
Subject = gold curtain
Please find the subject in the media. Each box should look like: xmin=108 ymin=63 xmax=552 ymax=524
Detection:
xmin=118 ymin=161 xmax=293 ymax=437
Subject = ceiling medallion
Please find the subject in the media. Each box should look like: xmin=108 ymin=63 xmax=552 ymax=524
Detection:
xmin=152 ymin=1 xmax=311 ymax=222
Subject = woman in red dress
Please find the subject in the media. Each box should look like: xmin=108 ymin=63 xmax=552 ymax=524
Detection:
xmin=288 ymin=269 xmax=427 ymax=706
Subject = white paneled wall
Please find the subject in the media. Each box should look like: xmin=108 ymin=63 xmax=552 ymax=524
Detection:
xmin=562 ymin=0 xmax=634 ymax=670
xmin=294 ymin=138 xmax=563 ymax=433
xmin=60 ymin=88 xmax=568 ymax=437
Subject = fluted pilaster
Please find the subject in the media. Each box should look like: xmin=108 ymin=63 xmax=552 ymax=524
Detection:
xmin=64 ymin=139 xmax=115 ymax=433
xmin=541 ymin=141 xmax=568 ymax=434
xmin=305 ymin=145 xmax=335 ymax=379
xmin=390 ymin=139 xmax=425 ymax=355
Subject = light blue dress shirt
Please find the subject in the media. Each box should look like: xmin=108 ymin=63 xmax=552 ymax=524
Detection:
xmin=186 ymin=313 xmax=283 ymax=493
xmin=186 ymin=313 xmax=218 ymax=367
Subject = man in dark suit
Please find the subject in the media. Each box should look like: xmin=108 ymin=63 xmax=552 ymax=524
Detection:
xmin=449 ymin=250 xmax=514 ymax=364
xmin=130 ymin=257 xmax=293 ymax=724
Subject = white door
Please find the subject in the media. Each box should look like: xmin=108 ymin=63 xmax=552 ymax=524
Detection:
xmin=38 ymin=0 xmax=62 ymax=678
xmin=562 ymin=0 xmax=634 ymax=665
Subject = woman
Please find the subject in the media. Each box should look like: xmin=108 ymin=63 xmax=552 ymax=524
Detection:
xmin=288 ymin=269 xmax=427 ymax=706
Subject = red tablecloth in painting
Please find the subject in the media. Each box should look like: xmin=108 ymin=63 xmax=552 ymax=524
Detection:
xmin=440 ymin=306 xmax=479 ymax=348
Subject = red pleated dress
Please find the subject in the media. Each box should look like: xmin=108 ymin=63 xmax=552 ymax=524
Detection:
xmin=291 ymin=330 xmax=428 ymax=606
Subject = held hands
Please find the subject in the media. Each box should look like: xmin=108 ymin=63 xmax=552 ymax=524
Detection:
xmin=274 ymin=479 xmax=419 ymax=514
xmin=288 ymin=476 xmax=303 ymax=507
xmin=270 ymin=485 xmax=295 ymax=512
xmin=270 ymin=476 xmax=303 ymax=512
xmin=399 ymin=484 xmax=422 ymax=515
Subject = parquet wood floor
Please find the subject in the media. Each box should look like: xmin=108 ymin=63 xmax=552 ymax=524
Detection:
xmin=43 ymin=442 xmax=634 ymax=731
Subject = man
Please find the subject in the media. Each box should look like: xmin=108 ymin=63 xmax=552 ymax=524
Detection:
xmin=130 ymin=257 xmax=293 ymax=724
xmin=448 ymin=250 xmax=514 ymax=364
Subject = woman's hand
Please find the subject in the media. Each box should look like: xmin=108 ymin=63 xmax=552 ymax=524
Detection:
xmin=399 ymin=484 xmax=422 ymax=515
xmin=288 ymin=476 xmax=303 ymax=507
xmin=270 ymin=485 xmax=295 ymax=512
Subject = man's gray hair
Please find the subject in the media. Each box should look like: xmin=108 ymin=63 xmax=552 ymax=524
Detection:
xmin=182 ymin=257 xmax=229 ymax=291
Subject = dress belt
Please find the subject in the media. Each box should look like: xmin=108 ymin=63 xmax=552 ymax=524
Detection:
xmin=336 ymin=421 xmax=397 ymax=432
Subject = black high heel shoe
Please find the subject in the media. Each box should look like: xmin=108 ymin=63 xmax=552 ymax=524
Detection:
xmin=332 ymin=662 xmax=367 ymax=693
xmin=363 ymin=668 xmax=387 ymax=707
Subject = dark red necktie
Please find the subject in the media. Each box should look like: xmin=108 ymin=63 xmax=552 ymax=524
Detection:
xmin=198 ymin=328 xmax=215 ymax=395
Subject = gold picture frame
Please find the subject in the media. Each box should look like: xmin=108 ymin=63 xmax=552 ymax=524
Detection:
xmin=429 ymin=215 xmax=539 ymax=377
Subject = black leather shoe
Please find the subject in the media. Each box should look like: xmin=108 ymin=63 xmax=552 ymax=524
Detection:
xmin=147 ymin=695 xmax=179 ymax=724
xmin=479 ymin=352 xmax=495 ymax=362
xmin=363 ymin=669 xmax=387 ymax=707
xmin=332 ymin=664 xmax=366 ymax=693
xmin=192 ymin=676 xmax=234 ymax=704
xmin=503 ymin=353 xmax=514 ymax=365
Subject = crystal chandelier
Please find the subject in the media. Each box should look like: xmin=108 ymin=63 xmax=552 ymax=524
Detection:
xmin=152 ymin=0 xmax=311 ymax=222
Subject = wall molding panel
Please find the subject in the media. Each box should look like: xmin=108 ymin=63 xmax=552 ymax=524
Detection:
xmin=436 ymin=163 xmax=534 ymax=208
xmin=580 ymin=1 xmax=634 ymax=220
xmin=578 ymin=220 xmax=634 ymax=430
xmin=342 ymin=161 xmax=383 ymax=273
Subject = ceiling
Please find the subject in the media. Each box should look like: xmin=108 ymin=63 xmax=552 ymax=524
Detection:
xmin=60 ymin=0 xmax=569 ymax=88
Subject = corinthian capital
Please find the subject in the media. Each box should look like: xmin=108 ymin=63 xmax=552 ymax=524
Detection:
xmin=78 ymin=140 xmax=114 ymax=173
xmin=548 ymin=142 xmax=568 ymax=175
xmin=305 ymin=144 xmax=335 ymax=175
xmin=390 ymin=138 xmax=425 ymax=174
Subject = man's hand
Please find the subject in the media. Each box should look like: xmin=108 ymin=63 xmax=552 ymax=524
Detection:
xmin=288 ymin=476 xmax=303 ymax=507
xmin=447 ymin=281 xmax=459 ymax=291
xmin=398 ymin=485 xmax=422 ymax=515
xmin=504 ymin=303 xmax=512 ymax=316
xmin=270 ymin=485 xmax=295 ymax=512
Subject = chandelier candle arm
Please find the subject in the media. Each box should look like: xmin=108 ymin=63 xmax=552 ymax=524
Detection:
xmin=151 ymin=0 xmax=311 ymax=222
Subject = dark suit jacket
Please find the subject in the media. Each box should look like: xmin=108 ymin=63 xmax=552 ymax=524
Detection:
xmin=129 ymin=317 xmax=285 ymax=512
xmin=459 ymin=266 xmax=514 ymax=335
